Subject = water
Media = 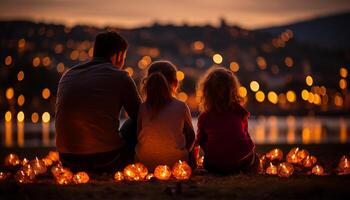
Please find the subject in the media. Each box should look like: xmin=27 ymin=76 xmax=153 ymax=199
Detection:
xmin=0 ymin=116 xmax=349 ymax=148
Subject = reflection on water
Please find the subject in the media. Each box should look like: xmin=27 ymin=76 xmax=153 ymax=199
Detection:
xmin=5 ymin=121 xmax=12 ymax=147
xmin=0 ymin=116 xmax=349 ymax=147
xmin=42 ymin=122 xmax=50 ymax=146
xmin=2 ymin=122 xmax=55 ymax=148
xmin=248 ymin=116 xmax=349 ymax=145
xmin=17 ymin=122 xmax=24 ymax=147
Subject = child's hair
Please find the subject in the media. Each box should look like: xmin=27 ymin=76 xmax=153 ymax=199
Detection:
xmin=141 ymin=60 xmax=178 ymax=115
xmin=198 ymin=67 xmax=242 ymax=113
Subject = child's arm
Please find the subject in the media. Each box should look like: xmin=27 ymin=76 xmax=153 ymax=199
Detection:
xmin=196 ymin=114 xmax=207 ymax=146
xmin=136 ymin=105 xmax=144 ymax=137
xmin=183 ymin=105 xmax=195 ymax=152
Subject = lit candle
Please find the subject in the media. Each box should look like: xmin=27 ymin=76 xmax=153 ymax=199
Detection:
xmin=22 ymin=158 xmax=29 ymax=166
xmin=154 ymin=165 xmax=172 ymax=181
xmin=0 ymin=172 xmax=9 ymax=181
xmin=266 ymin=162 xmax=277 ymax=175
xmin=114 ymin=171 xmax=124 ymax=182
xmin=311 ymin=164 xmax=324 ymax=175
xmin=278 ymin=162 xmax=294 ymax=178
xmin=42 ymin=157 xmax=53 ymax=167
xmin=337 ymin=155 xmax=350 ymax=175
xmin=258 ymin=155 xmax=267 ymax=174
xmin=197 ymin=156 xmax=204 ymax=168
xmin=47 ymin=151 xmax=60 ymax=162
xmin=51 ymin=163 xmax=64 ymax=177
xmin=266 ymin=148 xmax=283 ymax=161
xmin=29 ymin=157 xmax=47 ymax=175
xmin=55 ymin=168 xmax=73 ymax=185
xmin=296 ymin=149 xmax=309 ymax=161
xmin=302 ymin=156 xmax=317 ymax=168
xmin=73 ymin=172 xmax=89 ymax=184
xmin=15 ymin=165 xmax=36 ymax=183
xmin=4 ymin=153 xmax=20 ymax=166
xmin=123 ymin=163 xmax=148 ymax=181
xmin=286 ymin=147 xmax=300 ymax=164
xmin=146 ymin=173 xmax=154 ymax=181
xmin=172 ymin=160 xmax=192 ymax=180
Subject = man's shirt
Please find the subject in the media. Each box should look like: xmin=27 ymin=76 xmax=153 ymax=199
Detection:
xmin=55 ymin=58 xmax=141 ymax=154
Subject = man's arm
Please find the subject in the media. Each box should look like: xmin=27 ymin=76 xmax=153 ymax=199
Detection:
xmin=183 ymin=104 xmax=196 ymax=152
xmin=196 ymin=113 xmax=207 ymax=146
xmin=119 ymin=74 xmax=142 ymax=146
xmin=122 ymin=74 xmax=142 ymax=120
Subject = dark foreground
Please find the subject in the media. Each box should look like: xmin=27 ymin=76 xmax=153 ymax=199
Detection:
xmin=1 ymin=144 xmax=350 ymax=200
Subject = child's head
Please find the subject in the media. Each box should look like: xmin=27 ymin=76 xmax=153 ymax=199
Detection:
xmin=198 ymin=67 xmax=242 ymax=113
xmin=141 ymin=60 xmax=178 ymax=113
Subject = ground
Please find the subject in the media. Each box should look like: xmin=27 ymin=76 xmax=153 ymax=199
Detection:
xmin=1 ymin=144 xmax=350 ymax=200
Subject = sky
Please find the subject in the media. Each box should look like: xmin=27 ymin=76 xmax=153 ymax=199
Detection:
xmin=1 ymin=0 xmax=350 ymax=29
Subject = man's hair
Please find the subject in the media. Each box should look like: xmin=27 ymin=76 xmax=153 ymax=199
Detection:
xmin=93 ymin=31 xmax=128 ymax=59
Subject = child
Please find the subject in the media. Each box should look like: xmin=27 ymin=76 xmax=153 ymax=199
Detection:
xmin=135 ymin=61 xmax=195 ymax=170
xmin=196 ymin=67 xmax=258 ymax=174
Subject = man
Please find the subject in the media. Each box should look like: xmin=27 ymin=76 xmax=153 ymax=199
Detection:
xmin=55 ymin=31 xmax=141 ymax=172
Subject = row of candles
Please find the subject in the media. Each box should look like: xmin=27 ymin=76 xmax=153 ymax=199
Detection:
xmin=0 ymin=147 xmax=349 ymax=184
xmin=0 ymin=151 xmax=192 ymax=184
xmin=260 ymin=147 xmax=350 ymax=177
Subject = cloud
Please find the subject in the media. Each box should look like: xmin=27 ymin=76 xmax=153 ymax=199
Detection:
xmin=0 ymin=0 xmax=349 ymax=28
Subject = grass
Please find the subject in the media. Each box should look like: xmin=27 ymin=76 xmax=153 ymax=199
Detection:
xmin=1 ymin=144 xmax=350 ymax=200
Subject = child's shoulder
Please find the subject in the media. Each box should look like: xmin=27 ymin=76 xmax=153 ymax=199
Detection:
xmin=231 ymin=103 xmax=250 ymax=118
xmin=198 ymin=112 xmax=209 ymax=122
xmin=171 ymin=98 xmax=189 ymax=110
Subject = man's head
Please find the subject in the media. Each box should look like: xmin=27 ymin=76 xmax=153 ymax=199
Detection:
xmin=93 ymin=31 xmax=128 ymax=69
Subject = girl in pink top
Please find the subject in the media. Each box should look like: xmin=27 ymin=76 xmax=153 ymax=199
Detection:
xmin=196 ymin=67 xmax=258 ymax=174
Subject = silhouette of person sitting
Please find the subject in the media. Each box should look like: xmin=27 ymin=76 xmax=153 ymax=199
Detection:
xmin=55 ymin=31 xmax=141 ymax=172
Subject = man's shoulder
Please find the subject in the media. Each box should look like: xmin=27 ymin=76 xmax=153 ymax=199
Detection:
xmin=60 ymin=61 xmax=130 ymax=84
xmin=86 ymin=61 xmax=130 ymax=78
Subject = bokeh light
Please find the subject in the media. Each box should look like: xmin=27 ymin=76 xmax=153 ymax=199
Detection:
xmin=42 ymin=112 xmax=51 ymax=123
xmin=256 ymin=56 xmax=267 ymax=70
xmin=212 ymin=54 xmax=223 ymax=64
xmin=192 ymin=41 xmax=204 ymax=51
xmin=5 ymin=111 xmax=12 ymax=122
xmin=178 ymin=92 xmax=188 ymax=102
xmin=5 ymin=56 xmax=12 ymax=66
xmin=17 ymin=111 xmax=25 ymax=122
xmin=6 ymin=87 xmax=14 ymax=100
xmin=125 ymin=67 xmax=134 ymax=77
xmin=56 ymin=63 xmax=65 ymax=73
xmin=286 ymin=91 xmax=296 ymax=103
xmin=176 ymin=71 xmax=185 ymax=81
xmin=339 ymin=79 xmax=347 ymax=90
xmin=239 ymin=86 xmax=247 ymax=98
xmin=250 ymin=81 xmax=260 ymax=92
xmin=340 ymin=67 xmax=348 ymax=78
xmin=17 ymin=95 xmax=25 ymax=106
xmin=255 ymin=91 xmax=265 ymax=102
xmin=301 ymin=90 xmax=309 ymax=101
xmin=284 ymin=56 xmax=293 ymax=67
xmin=42 ymin=88 xmax=51 ymax=99
xmin=268 ymin=91 xmax=278 ymax=104
xmin=230 ymin=62 xmax=239 ymax=72
xmin=17 ymin=71 xmax=24 ymax=81
xmin=138 ymin=56 xmax=152 ymax=69
xmin=32 ymin=57 xmax=40 ymax=67
xmin=306 ymin=76 xmax=313 ymax=86
xmin=31 ymin=112 xmax=39 ymax=123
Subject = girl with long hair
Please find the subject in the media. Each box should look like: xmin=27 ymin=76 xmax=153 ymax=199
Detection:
xmin=135 ymin=61 xmax=195 ymax=169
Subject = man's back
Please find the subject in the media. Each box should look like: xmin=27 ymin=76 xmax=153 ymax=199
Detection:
xmin=55 ymin=58 xmax=141 ymax=154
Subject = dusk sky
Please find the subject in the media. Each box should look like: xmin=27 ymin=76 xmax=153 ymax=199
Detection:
xmin=1 ymin=0 xmax=350 ymax=29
